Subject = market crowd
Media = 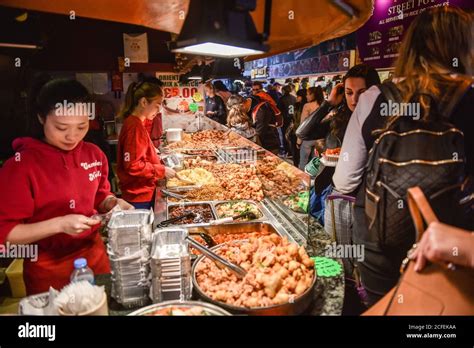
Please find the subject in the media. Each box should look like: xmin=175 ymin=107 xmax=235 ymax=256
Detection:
xmin=0 ymin=6 xmax=472 ymax=313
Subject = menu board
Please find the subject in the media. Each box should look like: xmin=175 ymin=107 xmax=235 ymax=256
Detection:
xmin=161 ymin=86 xmax=204 ymax=116
xmin=357 ymin=0 xmax=473 ymax=69
xmin=156 ymin=73 xmax=204 ymax=117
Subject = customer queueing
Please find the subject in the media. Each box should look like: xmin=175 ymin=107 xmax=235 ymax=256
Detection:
xmin=301 ymin=64 xmax=380 ymax=194
xmin=244 ymin=96 xmax=280 ymax=154
xmin=204 ymin=81 xmax=227 ymax=124
xmin=251 ymin=81 xmax=282 ymax=119
xmin=0 ymin=78 xmax=133 ymax=294
xmin=297 ymin=86 xmax=324 ymax=170
xmin=286 ymin=89 xmax=307 ymax=166
xmin=267 ymin=82 xmax=282 ymax=103
xmin=277 ymin=84 xmax=296 ymax=157
xmin=117 ymin=81 xmax=176 ymax=210
xmin=333 ymin=6 xmax=474 ymax=305
xmin=226 ymin=95 xmax=257 ymax=142
xmin=213 ymin=80 xmax=232 ymax=105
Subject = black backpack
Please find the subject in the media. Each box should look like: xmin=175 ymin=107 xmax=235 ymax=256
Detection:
xmin=364 ymin=78 xmax=473 ymax=252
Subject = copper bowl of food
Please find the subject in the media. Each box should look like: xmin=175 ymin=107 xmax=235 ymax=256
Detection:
xmin=192 ymin=235 xmax=317 ymax=315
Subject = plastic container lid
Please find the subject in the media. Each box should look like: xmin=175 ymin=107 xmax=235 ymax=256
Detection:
xmin=73 ymin=258 xmax=87 ymax=269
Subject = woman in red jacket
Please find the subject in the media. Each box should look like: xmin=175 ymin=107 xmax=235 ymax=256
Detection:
xmin=117 ymin=81 xmax=175 ymax=209
xmin=0 ymin=78 xmax=133 ymax=295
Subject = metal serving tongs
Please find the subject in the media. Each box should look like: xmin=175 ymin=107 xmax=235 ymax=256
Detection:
xmin=156 ymin=211 xmax=196 ymax=228
xmin=185 ymin=236 xmax=247 ymax=279
xmin=210 ymin=211 xmax=258 ymax=225
xmin=161 ymin=189 xmax=186 ymax=200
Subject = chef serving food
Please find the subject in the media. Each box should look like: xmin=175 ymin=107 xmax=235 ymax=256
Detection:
xmin=0 ymin=78 xmax=133 ymax=295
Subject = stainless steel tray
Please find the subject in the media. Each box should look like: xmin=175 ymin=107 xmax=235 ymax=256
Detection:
xmin=212 ymin=200 xmax=267 ymax=223
xmin=165 ymin=184 xmax=202 ymax=192
xmin=186 ymin=221 xmax=296 ymax=245
xmin=166 ymin=201 xmax=217 ymax=228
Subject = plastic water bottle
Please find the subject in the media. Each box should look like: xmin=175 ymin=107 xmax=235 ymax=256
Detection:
xmin=70 ymin=258 xmax=95 ymax=284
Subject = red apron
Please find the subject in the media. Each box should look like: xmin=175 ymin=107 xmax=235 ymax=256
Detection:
xmin=23 ymin=227 xmax=110 ymax=295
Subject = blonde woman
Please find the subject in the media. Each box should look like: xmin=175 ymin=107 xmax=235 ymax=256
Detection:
xmin=226 ymin=95 xmax=257 ymax=142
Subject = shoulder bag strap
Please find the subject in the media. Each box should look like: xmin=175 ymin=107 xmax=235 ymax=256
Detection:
xmin=383 ymin=186 xmax=439 ymax=315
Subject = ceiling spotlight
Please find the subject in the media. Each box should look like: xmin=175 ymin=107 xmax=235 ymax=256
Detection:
xmin=170 ymin=0 xmax=270 ymax=58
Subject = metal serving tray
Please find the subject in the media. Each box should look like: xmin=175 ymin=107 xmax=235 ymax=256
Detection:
xmin=212 ymin=200 xmax=267 ymax=223
xmin=166 ymin=201 xmax=217 ymax=228
xmin=185 ymin=221 xmax=296 ymax=245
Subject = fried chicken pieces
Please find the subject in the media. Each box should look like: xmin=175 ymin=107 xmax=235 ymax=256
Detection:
xmin=195 ymin=235 xmax=315 ymax=308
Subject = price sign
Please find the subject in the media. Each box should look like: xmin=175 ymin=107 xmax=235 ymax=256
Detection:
xmin=164 ymin=87 xmax=198 ymax=99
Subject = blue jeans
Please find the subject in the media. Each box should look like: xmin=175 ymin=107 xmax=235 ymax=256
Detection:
xmin=299 ymin=140 xmax=316 ymax=170
xmin=277 ymin=128 xmax=285 ymax=154
xmin=129 ymin=201 xmax=154 ymax=210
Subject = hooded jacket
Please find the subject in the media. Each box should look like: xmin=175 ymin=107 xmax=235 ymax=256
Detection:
xmin=0 ymin=137 xmax=111 ymax=294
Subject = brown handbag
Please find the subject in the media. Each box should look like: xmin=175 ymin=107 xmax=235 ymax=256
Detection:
xmin=363 ymin=186 xmax=474 ymax=315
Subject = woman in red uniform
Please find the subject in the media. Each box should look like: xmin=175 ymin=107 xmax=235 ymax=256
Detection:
xmin=117 ymin=81 xmax=175 ymax=209
xmin=0 ymin=78 xmax=133 ymax=295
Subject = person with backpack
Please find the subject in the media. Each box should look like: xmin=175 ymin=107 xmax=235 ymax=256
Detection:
xmin=244 ymin=95 xmax=280 ymax=154
xmin=332 ymin=6 xmax=474 ymax=305
xmin=251 ymin=81 xmax=283 ymax=120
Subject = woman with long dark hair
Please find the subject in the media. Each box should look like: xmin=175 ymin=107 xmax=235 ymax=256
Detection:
xmin=117 ymin=81 xmax=175 ymax=209
xmin=308 ymin=64 xmax=381 ymax=152
xmin=297 ymin=86 xmax=325 ymax=169
xmin=285 ymin=89 xmax=307 ymax=166
xmin=305 ymin=64 xmax=380 ymax=228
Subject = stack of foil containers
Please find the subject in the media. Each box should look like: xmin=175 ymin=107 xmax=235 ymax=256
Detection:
xmin=107 ymin=210 xmax=153 ymax=308
xmin=150 ymin=229 xmax=192 ymax=303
